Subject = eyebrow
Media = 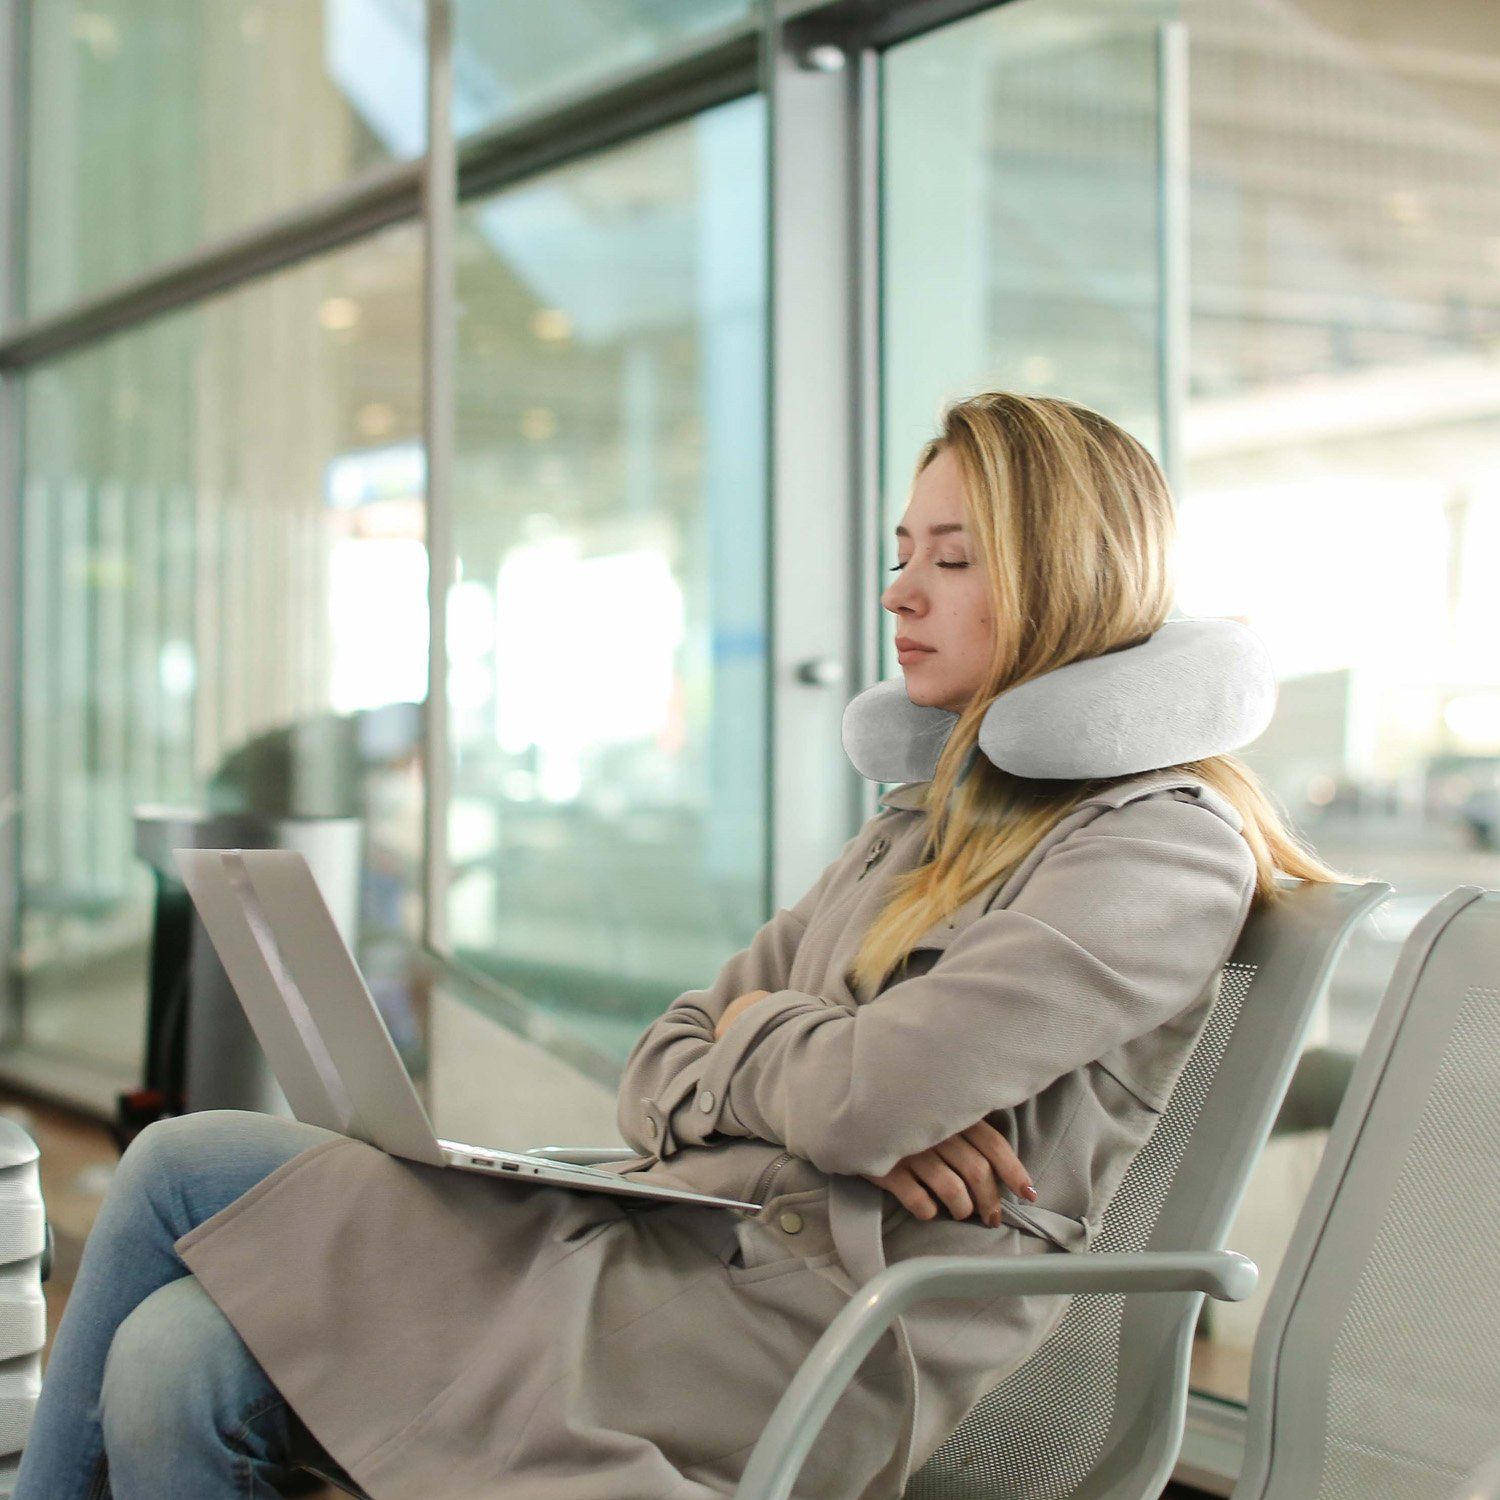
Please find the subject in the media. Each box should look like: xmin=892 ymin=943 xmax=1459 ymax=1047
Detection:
xmin=894 ymin=523 xmax=965 ymax=538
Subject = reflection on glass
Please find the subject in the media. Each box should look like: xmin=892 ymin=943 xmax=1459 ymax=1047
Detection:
xmin=452 ymin=0 xmax=750 ymax=141
xmin=16 ymin=223 xmax=429 ymax=1079
xmin=446 ymin=96 xmax=767 ymax=1062
xmin=883 ymin=0 xmax=1500 ymax=1414
xmin=1175 ymin=0 xmax=1500 ymax=1407
xmin=22 ymin=0 xmax=424 ymax=322
xmin=882 ymin=0 xmax=1168 ymax=493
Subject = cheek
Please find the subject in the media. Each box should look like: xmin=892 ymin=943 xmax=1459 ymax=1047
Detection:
xmin=961 ymin=585 xmax=991 ymax=636
xmin=960 ymin=599 xmax=993 ymax=659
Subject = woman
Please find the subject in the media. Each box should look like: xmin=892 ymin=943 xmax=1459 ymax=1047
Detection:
xmin=16 ymin=391 xmax=1345 ymax=1500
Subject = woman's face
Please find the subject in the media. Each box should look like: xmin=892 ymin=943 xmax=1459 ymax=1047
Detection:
xmin=881 ymin=444 xmax=996 ymax=715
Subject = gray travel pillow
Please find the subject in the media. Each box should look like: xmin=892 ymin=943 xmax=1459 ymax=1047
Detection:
xmin=843 ymin=615 xmax=1277 ymax=783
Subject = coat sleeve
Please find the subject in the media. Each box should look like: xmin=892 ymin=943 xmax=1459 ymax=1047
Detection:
xmin=613 ymin=820 xmax=881 ymax=1157
xmin=674 ymin=792 xmax=1257 ymax=1177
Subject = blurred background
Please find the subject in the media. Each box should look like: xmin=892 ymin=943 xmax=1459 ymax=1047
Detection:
xmin=0 ymin=0 xmax=1496 ymax=1490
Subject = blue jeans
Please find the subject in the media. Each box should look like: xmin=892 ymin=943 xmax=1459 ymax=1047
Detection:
xmin=14 ymin=1109 xmax=365 ymax=1500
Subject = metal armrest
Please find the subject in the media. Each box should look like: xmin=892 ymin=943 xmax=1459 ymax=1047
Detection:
xmin=525 ymin=1145 xmax=639 ymax=1166
xmin=733 ymin=1249 xmax=1257 ymax=1500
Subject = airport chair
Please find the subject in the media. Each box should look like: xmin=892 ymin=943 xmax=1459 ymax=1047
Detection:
xmin=1232 ymin=886 xmax=1500 ymax=1500
xmin=0 ymin=1116 xmax=49 ymax=1500
xmin=540 ymin=876 xmax=1389 ymax=1500
xmin=299 ymin=875 xmax=1388 ymax=1500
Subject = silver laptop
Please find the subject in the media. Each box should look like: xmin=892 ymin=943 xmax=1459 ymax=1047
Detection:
xmin=171 ymin=846 xmax=761 ymax=1213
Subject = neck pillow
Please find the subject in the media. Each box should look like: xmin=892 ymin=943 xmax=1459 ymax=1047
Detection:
xmin=842 ymin=615 xmax=1276 ymax=784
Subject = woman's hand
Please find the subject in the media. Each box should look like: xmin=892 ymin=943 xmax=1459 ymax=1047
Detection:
xmin=863 ymin=1120 xmax=1037 ymax=1227
xmin=713 ymin=990 xmax=773 ymax=1040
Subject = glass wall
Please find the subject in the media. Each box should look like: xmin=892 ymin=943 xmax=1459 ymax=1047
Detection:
xmin=15 ymin=224 xmax=428 ymax=1076
xmin=21 ymin=0 xmax=425 ymax=324
xmin=5 ymin=4 xmax=770 ymax=1100
xmin=8 ymin=0 xmax=1498 ymax=1468
xmin=1172 ymin=0 xmax=1500 ymax=1406
xmin=452 ymin=0 xmax=751 ymax=137
xmin=882 ymin=0 xmax=1170 ymax=489
xmin=881 ymin=0 xmax=1500 ymax=1410
xmin=444 ymin=97 xmax=768 ymax=1061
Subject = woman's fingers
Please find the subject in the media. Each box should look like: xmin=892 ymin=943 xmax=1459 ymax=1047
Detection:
xmin=931 ymin=1136 xmax=1005 ymax=1227
xmin=863 ymin=1119 xmax=1037 ymax=1225
xmin=962 ymin=1120 xmax=1036 ymax=1200
xmin=863 ymin=1164 xmax=940 ymax=1220
xmin=906 ymin=1149 xmax=975 ymax=1222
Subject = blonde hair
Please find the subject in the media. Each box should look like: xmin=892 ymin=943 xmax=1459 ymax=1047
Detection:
xmin=848 ymin=391 xmax=1359 ymax=996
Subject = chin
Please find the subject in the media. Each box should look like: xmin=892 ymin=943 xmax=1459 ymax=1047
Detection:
xmin=903 ymin=671 xmax=976 ymax=717
xmin=902 ymin=679 xmax=957 ymax=713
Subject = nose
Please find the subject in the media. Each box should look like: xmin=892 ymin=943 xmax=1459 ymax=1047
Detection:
xmin=882 ymin=567 xmax=921 ymax=615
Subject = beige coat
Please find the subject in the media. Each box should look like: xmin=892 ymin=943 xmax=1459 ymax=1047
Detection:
xmin=175 ymin=769 xmax=1257 ymax=1500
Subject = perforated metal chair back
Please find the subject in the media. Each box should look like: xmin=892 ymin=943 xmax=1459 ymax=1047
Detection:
xmin=1235 ymin=886 xmax=1500 ymax=1500
xmin=905 ymin=877 xmax=1390 ymax=1500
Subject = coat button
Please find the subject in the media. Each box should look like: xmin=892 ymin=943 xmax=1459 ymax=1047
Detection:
xmin=698 ymin=1090 xmax=715 ymax=1112
xmin=778 ymin=1211 xmax=804 ymax=1234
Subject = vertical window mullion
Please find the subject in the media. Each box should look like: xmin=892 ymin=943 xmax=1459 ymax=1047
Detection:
xmin=764 ymin=3 xmax=867 ymax=913
xmin=423 ymin=0 xmax=456 ymax=958
xmin=0 ymin=0 xmax=24 ymax=1043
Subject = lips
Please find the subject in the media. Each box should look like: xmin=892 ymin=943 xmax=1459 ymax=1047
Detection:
xmin=894 ymin=638 xmax=935 ymax=653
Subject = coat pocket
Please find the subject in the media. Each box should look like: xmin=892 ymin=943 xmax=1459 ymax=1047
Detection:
xmin=722 ymin=1226 xmax=842 ymax=1286
xmin=721 ymin=1185 xmax=837 ymax=1284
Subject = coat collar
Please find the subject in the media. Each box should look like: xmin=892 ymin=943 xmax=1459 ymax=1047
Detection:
xmin=876 ymin=769 xmax=1243 ymax=829
xmin=871 ymin=769 xmax=1242 ymax=962
xmin=877 ymin=781 xmax=930 ymax=812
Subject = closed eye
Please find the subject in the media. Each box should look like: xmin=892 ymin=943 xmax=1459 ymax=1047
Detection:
xmin=888 ymin=562 xmax=968 ymax=571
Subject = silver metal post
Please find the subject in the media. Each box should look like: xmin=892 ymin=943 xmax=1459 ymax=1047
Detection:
xmin=0 ymin=0 xmax=30 ymax=1045
xmin=422 ymin=0 xmax=455 ymax=957
xmin=1156 ymin=18 xmax=1189 ymax=500
xmin=764 ymin=0 xmax=871 ymax=908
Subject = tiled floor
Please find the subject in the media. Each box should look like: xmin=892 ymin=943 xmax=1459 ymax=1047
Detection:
xmin=2 ymin=1086 xmax=1224 ymax=1499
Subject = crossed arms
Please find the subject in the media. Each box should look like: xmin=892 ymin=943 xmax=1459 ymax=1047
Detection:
xmin=615 ymin=794 xmax=1256 ymax=1182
